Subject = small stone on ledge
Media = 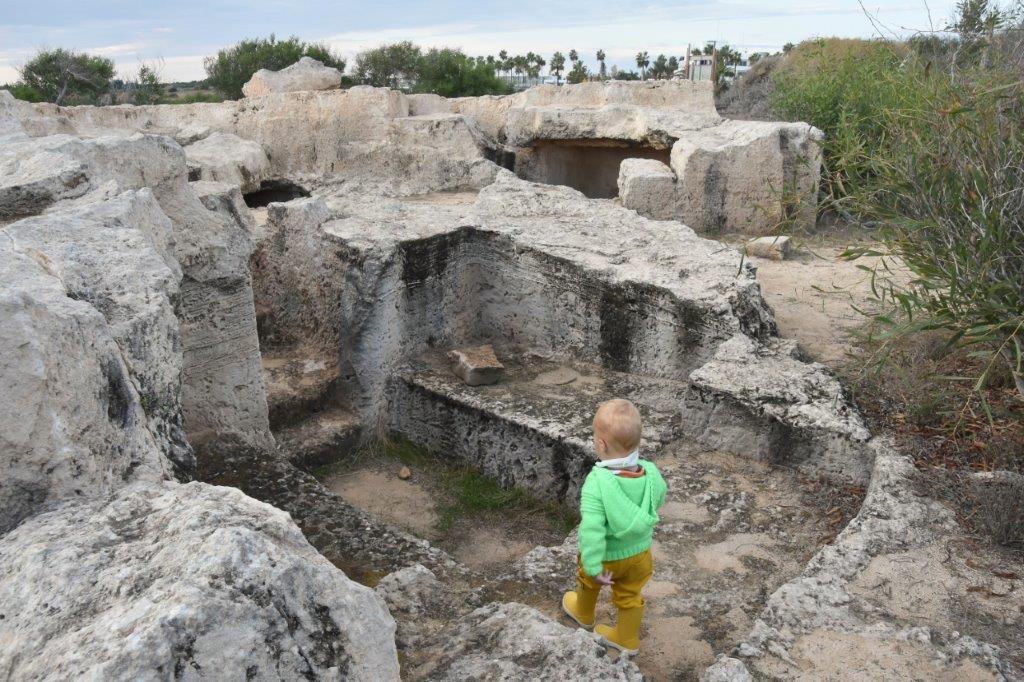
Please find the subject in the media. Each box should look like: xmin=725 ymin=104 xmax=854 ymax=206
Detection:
xmin=447 ymin=345 xmax=505 ymax=386
xmin=744 ymin=235 xmax=792 ymax=261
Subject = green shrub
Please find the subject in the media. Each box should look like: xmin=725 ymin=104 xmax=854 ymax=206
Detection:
xmin=164 ymin=92 xmax=225 ymax=104
xmin=413 ymin=49 xmax=510 ymax=97
xmin=352 ymin=41 xmax=422 ymax=89
xmin=845 ymin=63 xmax=1024 ymax=403
xmin=770 ymin=39 xmax=915 ymax=206
xmin=4 ymin=82 xmax=44 ymax=103
xmin=204 ymin=35 xmax=345 ymax=99
xmin=16 ymin=48 xmax=115 ymax=105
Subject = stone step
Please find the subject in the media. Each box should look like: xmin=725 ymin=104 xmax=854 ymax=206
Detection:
xmin=261 ymin=348 xmax=343 ymax=431
xmin=387 ymin=349 xmax=689 ymax=503
xmin=275 ymin=405 xmax=362 ymax=470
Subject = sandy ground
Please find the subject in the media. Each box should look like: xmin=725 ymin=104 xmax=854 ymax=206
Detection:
xmin=747 ymin=244 xmax=884 ymax=366
xmin=321 ymin=463 xmax=562 ymax=573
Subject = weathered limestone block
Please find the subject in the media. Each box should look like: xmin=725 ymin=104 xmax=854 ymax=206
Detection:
xmin=6 ymin=189 xmax=193 ymax=476
xmin=242 ymin=56 xmax=344 ymax=98
xmin=7 ymin=133 xmax=273 ymax=450
xmin=414 ymin=602 xmax=643 ymax=680
xmin=375 ymin=564 xmax=452 ymax=649
xmin=669 ymin=120 xmax=822 ymax=235
xmin=184 ymin=131 xmax=270 ymax=193
xmin=0 ymin=247 xmax=171 ymax=534
xmin=0 ymin=135 xmax=88 ymax=219
xmin=617 ymin=158 xmax=679 ymax=220
xmin=745 ymin=235 xmax=792 ymax=260
xmin=448 ymin=345 xmax=504 ymax=386
xmin=0 ymin=480 xmax=401 ymax=681
xmin=407 ymin=93 xmax=452 ymax=116
xmin=681 ymin=334 xmax=873 ymax=484
xmin=0 ymin=89 xmax=28 ymax=141
xmin=506 ymin=80 xmax=721 ymax=147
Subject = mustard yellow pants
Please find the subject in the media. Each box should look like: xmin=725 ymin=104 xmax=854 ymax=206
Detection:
xmin=577 ymin=549 xmax=653 ymax=609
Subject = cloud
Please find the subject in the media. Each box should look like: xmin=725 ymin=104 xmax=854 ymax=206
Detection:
xmin=90 ymin=41 xmax=149 ymax=56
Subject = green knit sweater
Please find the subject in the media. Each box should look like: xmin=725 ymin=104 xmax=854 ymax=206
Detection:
xmin=577 ymin=459 xmax=668 ymax=577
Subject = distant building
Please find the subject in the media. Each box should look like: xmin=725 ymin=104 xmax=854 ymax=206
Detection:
xmin=688 ymin=56 xmax=715 ymax=82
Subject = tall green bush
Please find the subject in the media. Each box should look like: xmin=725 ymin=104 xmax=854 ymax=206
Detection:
xmin=845 ymin=64 xmax=1024 ymax=402
xmin=770 ymin=39 xmax=913 ymax=206
xmin=413 ymin=49 xmax=510 ymax=97
xmin=17 ymin=48 xmax=115 ymax=105
xmin=204 ymin=35 xmax=345 ymax=99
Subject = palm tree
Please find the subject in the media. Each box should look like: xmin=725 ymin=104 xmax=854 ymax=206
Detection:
xmin=651 ymin=53 xmax=668 ymax=79
xmin=569 ymin=49 xmax=579 ymax=64
xmin=596 ymin=49 xmax=607 ymax=80
xmin=499 ymin=49 xmax=509 ymax=84
xmin=550 ymin=51 xmax=566 ymax=85
xmin=635 ymin=51 xmax=649 ymax=80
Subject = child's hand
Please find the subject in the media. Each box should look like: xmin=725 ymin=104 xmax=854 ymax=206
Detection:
xmin=594 ymin=570 xmax=614 ymax=585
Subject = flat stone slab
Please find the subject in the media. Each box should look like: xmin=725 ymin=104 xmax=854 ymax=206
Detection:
xmin=448 ymin=345 xmax=504 ymax=386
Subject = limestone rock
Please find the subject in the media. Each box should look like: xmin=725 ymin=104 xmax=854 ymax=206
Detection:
xmin=617 ymin=158 xmax=678 ymax=220
xmin=682 ymin=334 xmax=873 ymax=484
xmin=701 ymin=656 xmax=753 ymax=682
xmin=184 ymin=131 xmax=270 ymax=193
xmin=0 ymin=246 xmax=172 ymax=533
xmin=242 ymin=57 xmax=344 ymax=98
xmin=376 ymin=564 xmax=445 ymax=615
xmin=745 ymin=235 xmax=792 ymax=260
xmin=416 ymin=602 xmax=643 ymax=680
xmin=0 ymin=135 xmax=89 ymax=219
xmin=5 ymin=189 xmax=192 ymax=477
xmin=375 ymin=563 xmax=451 ymax=649
xmin=448 ymin=345 xmax=505 ymax=386
xmin=669 ymin=120 xmax=822 ymax=235
xmin=0 ymin=480 xmax=400 ymax=681
xmin=506 ymin=80 xmax=722 ymax=148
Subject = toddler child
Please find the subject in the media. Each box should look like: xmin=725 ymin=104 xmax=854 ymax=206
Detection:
xmin=562 ymin=398 xmax=667 ymax=655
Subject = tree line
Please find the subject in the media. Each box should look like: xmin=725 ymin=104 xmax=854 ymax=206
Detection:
xmin=3 ymin=34 xmax=767 ymax=105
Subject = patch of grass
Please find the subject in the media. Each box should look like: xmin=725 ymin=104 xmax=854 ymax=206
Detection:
xmin=373 ymin=436 xmax=579 ymax=535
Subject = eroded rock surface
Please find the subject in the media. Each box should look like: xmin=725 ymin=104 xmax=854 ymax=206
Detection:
xmin=0 ymin=481 xmax=399 ymax=681
xmin=242 ymin=56 xmax=344 ymax=98
xmin=184 ymin=131 xmax=271 ymax=193
xmin=412 ymin=602 xmax=643 ymax=681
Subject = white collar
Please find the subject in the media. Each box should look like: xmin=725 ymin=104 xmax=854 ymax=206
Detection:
xmin=594 ymin=449 xmax=640 ymax=471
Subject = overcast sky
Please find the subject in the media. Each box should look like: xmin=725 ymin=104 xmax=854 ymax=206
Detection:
xmin=0 ymin=1 xmax=957 ymax=83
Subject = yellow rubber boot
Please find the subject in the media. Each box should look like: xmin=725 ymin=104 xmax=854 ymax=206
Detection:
xmin=595 ymin=604 xmax=644 ymax=655
xmin=561 ymin=586 xmax=599 ymax=629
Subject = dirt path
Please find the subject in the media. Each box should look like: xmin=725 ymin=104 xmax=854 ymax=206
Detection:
xmin=747 ymin=243 xmax=881 ymax=366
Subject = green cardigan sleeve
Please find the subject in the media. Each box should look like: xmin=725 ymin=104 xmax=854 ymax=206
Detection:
xmin=577 ymin=472 xmax=607 ymax=577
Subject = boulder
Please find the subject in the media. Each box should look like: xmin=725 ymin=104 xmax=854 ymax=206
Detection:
xmin=669 ymin=120 xmax=822 ymax=235
xmin=415 ymin=602 xmax=642 ymax=680
xmin=0 ymin=136 xmax=89 ymax=220
xmin=0 ymin=480 xmax=400 ymax=681
xmin=242 ymin=56 xmax=343 ymax=98
xmin=184 ymin=131 xmax=270 ymax=193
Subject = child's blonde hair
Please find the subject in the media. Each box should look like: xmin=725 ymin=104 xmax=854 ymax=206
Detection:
xmin=594 ymin=399 xmax=642 ymax=454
